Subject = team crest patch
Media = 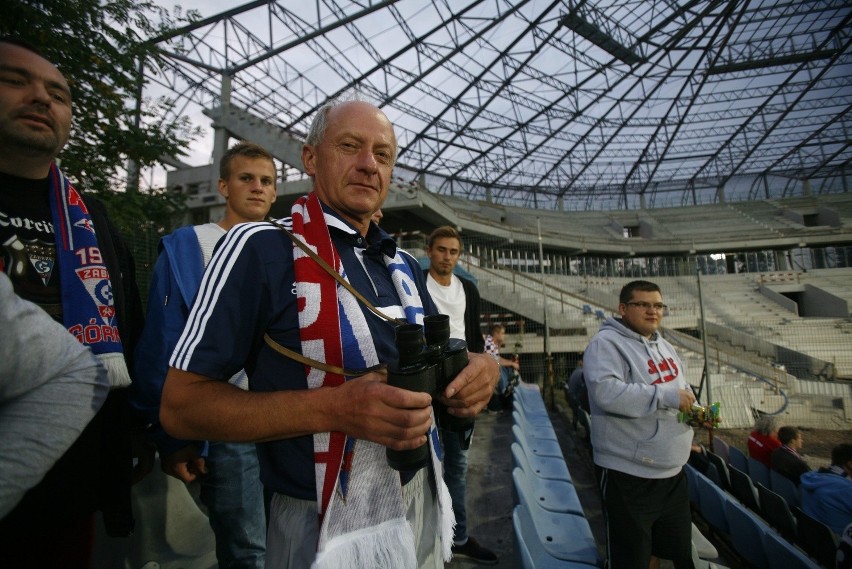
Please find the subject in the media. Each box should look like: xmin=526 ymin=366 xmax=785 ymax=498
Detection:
xmin=25 ymin=240 xmax=56 ymax=285
xmin=74 ymin=265 xmax=115 ymax=323
xmin=2 ymin=235 xmax=56 ymax=285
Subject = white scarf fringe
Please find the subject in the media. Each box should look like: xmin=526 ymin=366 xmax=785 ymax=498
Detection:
xmin=99 ymin=352 xmax=131 ymax=389
xmin=439 ymin=473 xmax=456 ymax=562
xmin=312 ymin=517 xmax=417 ymax=569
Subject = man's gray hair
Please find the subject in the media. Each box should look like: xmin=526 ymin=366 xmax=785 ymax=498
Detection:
xmin=304 ymin=91 xmax=398 ymax=165
xmin=754 ymin=415 xmax=778 ymax=436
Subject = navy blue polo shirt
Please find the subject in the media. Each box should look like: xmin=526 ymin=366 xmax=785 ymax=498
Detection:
xmin=170 ymin=205 xmax=437 ymax=499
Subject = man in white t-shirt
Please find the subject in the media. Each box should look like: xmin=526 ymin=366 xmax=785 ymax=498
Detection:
xmin=424 ymin=226 xmax=497 ymax=565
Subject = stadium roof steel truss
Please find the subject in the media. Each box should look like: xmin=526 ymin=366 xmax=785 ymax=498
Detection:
xmin=147 ymin=0 xmax=851 ymax=210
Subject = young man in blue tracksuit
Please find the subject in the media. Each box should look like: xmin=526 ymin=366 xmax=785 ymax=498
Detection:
xmin=131 ymin=142 xmax=277 ymax=568
xmin=584 ymin=280 xmax=696 ymax=569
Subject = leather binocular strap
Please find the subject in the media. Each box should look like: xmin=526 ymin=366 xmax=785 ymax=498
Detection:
xmin=263 ymin=333 xmax=386 ymax=377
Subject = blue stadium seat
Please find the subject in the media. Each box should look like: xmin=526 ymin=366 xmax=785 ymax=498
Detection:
xmin=513 ymin=400 xmax=553 ymax=425
xmin=728 ymin=445 xmax=748 ymax=474
xmin=770 ymin=469 xmax=801 ymax=508
xmin=513 ymin=404 xmax=550 ymax=432
xmin=513 ymin=467 xmax=583 ymax=516
xmin=695 ymin=470 xmax=729 ymax=535
xmin=711 ymin=436 xmax=730 ymax=464
xmin=513 ymin=403 xmax=552 ymax=423
xmin=513 ymin=387 xmax=544 ymax=409
xmin=512 ymin=392 xmax=537 ymax=413
xmin=512 ymin=442 xmax=572 ymax=482
xmin=512 ymin=503 xmax=603 ymax=567
xmin=703 ymin=462 xmax=722 ymax=490
xmin=728 ymin=465 xmax=760 ymax=512
xmin=513 ymin=410 xmax=559 ymax=440
xmin=594 ymin=309 xmax=605 ymax=320
xmin=516 ymin=382 xmax=544 ymax=406
xmin=582 ymin=304 xmax=592 ymax=315
xmin=512 ymin=424 xmax=564 ymax=459
xmin=756 ymin=482 xmax=797 ymax=542
xmin=724 ymin=498 xmax=771 ymax=569
xmin=748 ymin=457 xmax=771 ymax=488
xmin=705 ymin=451 xmax=731 ymax=492
xmin=684 ymin=464 xmax=701 ymax=508
xmin=793 ymin=505 xmax=840 ymax=569
xmin=761 ymin=527 xmax=819 ymax=569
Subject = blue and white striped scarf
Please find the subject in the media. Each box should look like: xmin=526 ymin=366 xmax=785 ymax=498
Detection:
xmin=49 ymin=163 xmax=129 ymax=388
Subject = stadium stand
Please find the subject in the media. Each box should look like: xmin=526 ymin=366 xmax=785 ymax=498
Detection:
xmin=437 ymin=193 xmax=852 ymax=257
xmin=445 ymin=251 xmax=852 ymax=430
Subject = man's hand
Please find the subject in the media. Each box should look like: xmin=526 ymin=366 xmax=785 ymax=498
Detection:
xmin=162 ymin=445 xmax=207 ymax=483
xmin=437 ymin=352 xmax=500 ymax=417
xmin=331 ymin=372 xmax=434 ymax=451
xmin=677 ymin=388 xmax=696 ymax=413
xmin=163 ymin=367 xmax=432 ymax=447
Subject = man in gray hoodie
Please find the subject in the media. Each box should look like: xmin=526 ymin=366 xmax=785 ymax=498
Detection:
xmin=584 ymin=280 xmax=696 ymax=569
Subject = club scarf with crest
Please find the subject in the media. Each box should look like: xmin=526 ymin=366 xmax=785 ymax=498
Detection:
xmin=49 ymin=162 xmax=130 ymax=389
xmin=290 ymin=192 xmax=454 ymax=568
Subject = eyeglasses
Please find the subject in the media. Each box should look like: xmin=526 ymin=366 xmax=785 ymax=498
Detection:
xmin=625 ymin=301 xmax=667 ymax=312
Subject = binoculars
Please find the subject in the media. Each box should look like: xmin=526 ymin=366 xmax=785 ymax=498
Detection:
xmin=386 ymin=314 xmax=471 ymax=471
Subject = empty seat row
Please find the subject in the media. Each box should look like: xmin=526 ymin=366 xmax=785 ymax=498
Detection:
xmin=511 ymin=383 xmax=603 ymax=568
